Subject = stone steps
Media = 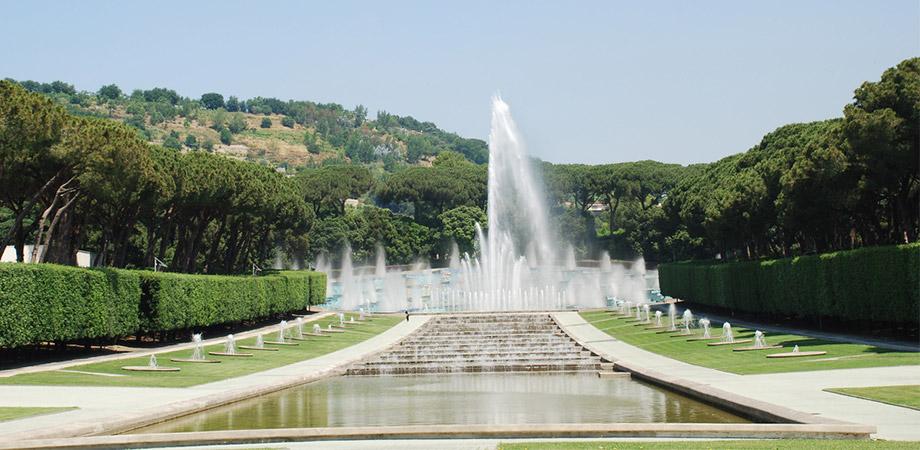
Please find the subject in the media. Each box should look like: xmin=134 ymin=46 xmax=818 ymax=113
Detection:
xmin=345 ymin=313 xmax=603 ymax=376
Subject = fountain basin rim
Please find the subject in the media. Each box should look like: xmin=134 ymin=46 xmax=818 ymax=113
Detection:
xmin=208 ymin=352 xmax=253 ymax=357
xmin=121 ymin=366 xmax=180 ymax=372
xmin=169 ymin=358 xmax=221 ymax=363
xmin=7 ymin=422 xmax=876 ymax=449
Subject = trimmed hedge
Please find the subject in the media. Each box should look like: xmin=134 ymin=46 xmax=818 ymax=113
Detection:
xmin=0 ymin=264 xmax=326 ymax=348
xmin=0 ymin=264 xmax=141 ymax=348
xmin=659 ymin=244 xmax=920 ymax=326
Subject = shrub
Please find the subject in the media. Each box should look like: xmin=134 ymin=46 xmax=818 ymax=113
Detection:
xmin=138 ymin=271 xmax=321 ymax=332
xmin=281 ymin=116 xmax=295 ymax=128
xmin=219 ymin=128 xmax=232 ymax=145
xmin=260 ymin=117 xmax=272 ymax=128
xmin=0 ymin=264 xmax=141 ymax=348
xmin=659 ymin=244 xmax=920 ymax=327
xmin=0 ymin=264 xmax=326 ymax=348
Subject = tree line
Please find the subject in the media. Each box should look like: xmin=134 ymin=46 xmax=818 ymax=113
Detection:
xmin=2 ymin=58 xmax=915 ymax=271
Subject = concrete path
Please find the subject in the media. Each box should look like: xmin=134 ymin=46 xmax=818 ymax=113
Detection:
xmin=554 ymin=311 xmax=920 ymax=440
xmin=0 ymin=312 xmax=336 ymax=378
xmin=0 ymin=314 xmax=430 ymax=442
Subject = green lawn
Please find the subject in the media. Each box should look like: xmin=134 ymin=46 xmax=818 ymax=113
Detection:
xmin=0 ymin=315 xmax=400 ymax=388
xmin=825 ymin=385 xmax=920 ymax=411
xmin=579 ymin=311 xmax=919 ymax=375
xmin=498 ymin=440 xmax=918 ymax=450
xmin=0 ymin=406 xmax=76 ymax=422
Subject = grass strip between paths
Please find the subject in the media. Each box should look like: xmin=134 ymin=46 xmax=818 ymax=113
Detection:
xmin=579 ymin=310 xmax=919 ymax=375
xmin=0 ymin=315 xmax=401 ymax=388
xmin=825 ymin=385 xmax=920 ymax=411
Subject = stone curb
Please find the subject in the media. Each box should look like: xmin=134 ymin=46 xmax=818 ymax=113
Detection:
xmin=0 ymin=423 xmax=876 ymax=449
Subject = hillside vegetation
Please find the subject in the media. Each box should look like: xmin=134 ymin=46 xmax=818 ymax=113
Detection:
xmin=7 ymin=80 xmax=488 ymax=171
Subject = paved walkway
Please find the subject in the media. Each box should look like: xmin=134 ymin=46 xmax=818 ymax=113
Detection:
xmin=554 ymin=311 xmax=920 ymax=441
xmin=0 ymin=314 xmax=430 ymax=442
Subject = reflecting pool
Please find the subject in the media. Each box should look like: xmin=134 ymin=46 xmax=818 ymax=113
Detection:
xmin=134 ymin=373 xmax=749 ymax=433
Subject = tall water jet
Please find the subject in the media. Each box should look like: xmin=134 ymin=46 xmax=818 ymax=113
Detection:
xmin=374 ymin=244 xmax=387 ymax=278
xmin=338 ymin=243 xmax=358 ymax=310
xmin=191 ymin=333 xmax=204 ymax=360
xmin=668 ymin=303 xmax=678 ymax=331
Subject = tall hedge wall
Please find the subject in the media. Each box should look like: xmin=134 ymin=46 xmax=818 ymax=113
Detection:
xmin=659 ymin=244 xmax=920 ymax=326
xmin=0 ymin=264 xmax=141 ymax=348
xmin=0 ymin=264 xmax=326 ymax=348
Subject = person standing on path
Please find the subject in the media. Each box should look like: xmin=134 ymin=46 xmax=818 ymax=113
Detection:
xmin=405 ymin=310 xmax=409 ymax=322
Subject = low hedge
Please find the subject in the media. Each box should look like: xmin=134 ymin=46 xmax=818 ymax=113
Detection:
xmin=0 ymin=264 xmax=141 ymax=348
xmin=0 ymin=264 xmax=326 ymax=348
xmin=659 ymin=243 xmax=920 ymax=327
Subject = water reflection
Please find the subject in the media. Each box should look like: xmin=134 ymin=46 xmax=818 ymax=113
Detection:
xmin=136 ymin=373 xmax=748 ymax=433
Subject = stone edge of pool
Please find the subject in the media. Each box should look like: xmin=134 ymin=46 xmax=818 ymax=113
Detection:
xmin=0 ymin=423 xmax=876 ymax=450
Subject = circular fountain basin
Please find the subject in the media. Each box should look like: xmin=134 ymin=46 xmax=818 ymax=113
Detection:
xmin=733 ymin=345 xmax=783 ymax=352
xmin=238 ymin=346 xmax=279 ymax=351
xmin=707 ymin=339 xmax=753 ymax=346
xmin=121 ymin=366 xmax=180 ymax=372
xmin=208 ymin=352 xmax=253 ymax=357
xmin=767 ymin=350 xmax=827 ymax=358
xmin=264 ymin=341 xmax=298 ymax=346
xmin=169 ymin=358 xmax=221 ymax=363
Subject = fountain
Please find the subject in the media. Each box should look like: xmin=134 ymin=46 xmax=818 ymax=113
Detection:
xmin=291 ymin=318 xmax=306 ymax=340
xmin=172 ymin=333 xmax=220 ymax=363
xmin=733 ymin=330 xmax=782 ymax=352
xmin=322 ymin=98 xmax=655 ymax=312
xmin=707 ymin=322 xmax=751 ymax=346
xmin=240 ymin=334 xmax=279 ymax=351
xmin=209 ymin=334 xmax=253 ymax=357
xmin=722 ymin=322 xmax=734 ymax=343
xmin=664 ymin=303 xmax=678 ymax=332
xmin=642 ymin=304 xmax=651 ymax=323
xmin=687 ymin=317 xmax=714 ymax=341
xmin=122 ymin=353 xmax=180 ymax=372
xmin=646 ymin=310 xmax=664 ymax=329
xmin=313 ymin=324 xmax=322 ymax=334
xmin=682 ymin=309 xmax=693 ymax=331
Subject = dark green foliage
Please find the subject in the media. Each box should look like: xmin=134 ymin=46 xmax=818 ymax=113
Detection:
xmin=260 ymin=117 xmax=272 ymax=128
xmin=138 ymin=271 xmax=312 ymax=331
xmin=199 ymin=93 xmax=224 ymax=110
xmin=226 ymin=96 xmax=240 ymax=112
xmin=162 ymin=134 xmax=181 ymax=150
xmin=219 ymin=128 xmax=232 ymax=145
xmin=659 ymin=244 xmax=920 ymax=327
xmin=0 ymin=264 xmax=141 ymax=348
xmin=184 ymin=134 xmax=198 ymax=150
xmin=97 ymin=84 xmax=122 ymax=100
xmin=281 ymin=116 xmax=295 ymax=128
xmin=0 ymin=263 xmax=325 ymax=348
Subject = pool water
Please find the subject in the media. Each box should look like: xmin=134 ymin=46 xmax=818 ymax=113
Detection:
xmin=133 ymin=372 xmax=749 ymax=433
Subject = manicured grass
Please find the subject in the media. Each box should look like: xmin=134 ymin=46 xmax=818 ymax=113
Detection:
xmin=579 ymin=311 xmax=919 ymax=375
xmin=825 ymin=385 xmax=920 ymax=411
xmin=498 ymin=440 xmax=919 ymax=449
xmin=0 ymin=315 xmax=400 ymax=388
xmin=0 ymin=406 xmax=76 ymax=422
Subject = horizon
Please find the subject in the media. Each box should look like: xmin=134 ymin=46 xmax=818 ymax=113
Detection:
xmin=1 ymin=1 xmax=917 ymax=165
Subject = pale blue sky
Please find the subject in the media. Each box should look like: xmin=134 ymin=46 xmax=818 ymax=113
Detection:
xmin=1 ymin=1 xmax=916 ymax=164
